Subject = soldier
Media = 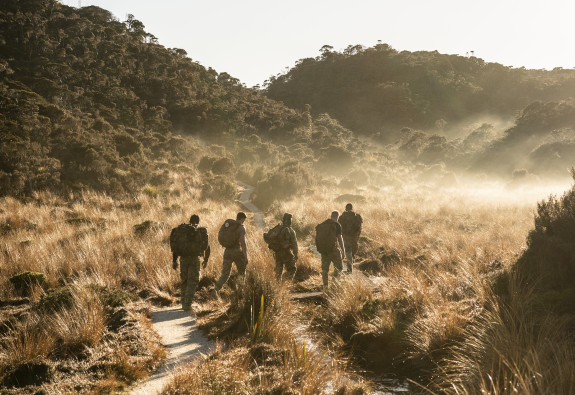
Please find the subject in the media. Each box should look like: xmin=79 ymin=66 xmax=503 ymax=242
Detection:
xmin=338 ymin=203 xmax=363 ymax=273
xmin=214 ymin=212 xmax=248 ymax=296
xmin=315 ymin=211 xmax=346 ymax=288
xmin=170 ymin=214 xmax=210 ymax=311
xmin=265 ymin=213 xmax=298 ymax=281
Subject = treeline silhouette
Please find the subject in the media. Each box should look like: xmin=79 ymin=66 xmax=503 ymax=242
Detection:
xmin=265 ymin=43 xmax=575 ymax=139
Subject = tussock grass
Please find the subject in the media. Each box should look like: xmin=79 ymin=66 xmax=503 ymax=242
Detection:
xmin=0 ymin=173 xmax=228 ymax=391
xmin=2 ymin=174 xmax=571 ymax=393
xmin=276 ymin=184 xmax=564 ymax=390
xmin=162 ymin=345 xmax=252 ymax=394
xmin=0 ymin=315 xmax=55 ymax=368
xmin=0 ymin=282 xmax=106 ymax=365
xmin=432 ymin=287 xmax=575 ymax=394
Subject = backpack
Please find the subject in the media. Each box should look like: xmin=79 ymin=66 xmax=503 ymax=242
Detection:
xmin=170 ymin=224 xmax=208 ymax=257
xmin=315 ymin=219 xmax=338 ymax=254
xmin=338 ymin=211 xmax=362 ymax=236
xmin=218 ymin=219 xmax=241 ymax=248
xmin=263 ymin=224 xmax=290 ymax=251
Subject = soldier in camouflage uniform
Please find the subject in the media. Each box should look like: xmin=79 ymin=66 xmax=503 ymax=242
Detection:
xmin=274 ymin=213 xmax=299 ymax=281
xmin=214 ymin=212 xmax=248 ymax=295
xmin=338 ymin=203 xmax=363 ymax=273
xmin=316 ymin=211 xmax=346 ymax=288
xmin=172 ymin=214 xmax=210 ymax=311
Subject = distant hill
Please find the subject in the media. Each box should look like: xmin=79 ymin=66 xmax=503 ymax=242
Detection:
xmin=471 ymin=100 xmax=575 ymax=179
xmin=0 ymin=0 xmax=304 ymax=196
xmin=265 ymin=44 xmax=575 ymax=140
xmin=2 ymin=0 xmax=574 ymax=197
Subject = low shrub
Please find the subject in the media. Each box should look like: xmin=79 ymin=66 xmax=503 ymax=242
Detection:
xmin=315 ymin=145 xmax=354 ymax=175
xmin=211 ymin=157 xmax=235 ymax=176
xmin=9 ymin=272 xmax=47 ymax=296
xmin=200 ymin=174 xmax=237 ymax=202
xmin=37 ymin=286 xmax=74 ymax=312
xmin=517 ymin=173 xmax=575 ymax=295
xmin=197 ymin=156 xmax=217 ymax=172
xmin=88 ymin=285 xmax=134 ymax=308
xmin=253 ymin=161 xmax=314 ymax=209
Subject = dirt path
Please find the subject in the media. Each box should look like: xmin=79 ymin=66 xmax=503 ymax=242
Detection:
xmin=128 ymin=181 xmax=263 ymax=394
xmin=128 ymin=307 xmax=215 ymax=394
xmin=237 ymin=180 xmax=266 ymax=229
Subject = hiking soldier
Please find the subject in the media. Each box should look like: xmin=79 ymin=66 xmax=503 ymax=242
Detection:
xmin=338 ymin=203 xmax=363 ymax=273
xmin=315 ymin=211 xmax=346 ymax=288
xmin=214 ymin=212 xmax=248 ymax=296
xmin=264 ymin=213 xmax=298 ymax=281
xmin=170 ymin=214 xmax=210 ymax=311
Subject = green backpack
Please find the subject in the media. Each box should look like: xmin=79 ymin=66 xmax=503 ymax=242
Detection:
xmin=315 ymin=220 xmax=338 ymax=254
xmin=263 ymin=224 xmax=290 ymax=251
xmin=338 ymin=211 xmax=362 ymax=235
xmin=218 ymin=219 xmax=241 ymax=248
xmin=170 ymin=224 xmax=208 ymax=257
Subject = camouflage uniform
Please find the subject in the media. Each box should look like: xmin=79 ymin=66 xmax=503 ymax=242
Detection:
xmin=172 ymin=223 xmax=210 ymax=311
xmin=180 ymin=255 xmax=201 ymax=309
xmin=320 ymin=220 xmax=343 ymax=286
xmin=274 ymin=226 xmax=298 ymax=281
xmin=339 ymin=209 xmax=362 ymax=273
xmin=215 ymin=224 xmax=246 ymax=291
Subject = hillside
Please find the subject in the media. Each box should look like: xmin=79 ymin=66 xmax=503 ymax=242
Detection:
xmin=0 ymin=0 xmax=305 ymax=196
xmin=2 ymin=2 xmax=575 ymax=394
xmin=2 ymin=0 xmax=574 ymax=197
xmin=264 ymin=44 xmax=575 ymax=181
xmin=265 ymin=43 xmax=575 ymax=140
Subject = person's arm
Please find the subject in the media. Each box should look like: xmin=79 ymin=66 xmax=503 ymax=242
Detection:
xmin=172 ymin=253 xmax=178 ymax=269
xmin=239 ymin=226 xmax=248 ymax=265
xmin=290 ymin=228 xmax=298 ymax=260
xmin=338 ymin=234 xmax=346 ymax=260
xmin=202 ymin=245 xmax=211 ymax=268
xmin=336 ymin=222 xmax=345 ymax=259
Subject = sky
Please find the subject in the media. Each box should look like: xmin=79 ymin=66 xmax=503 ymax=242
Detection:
xmin=59 ymin=0 xmax=575 ymax=88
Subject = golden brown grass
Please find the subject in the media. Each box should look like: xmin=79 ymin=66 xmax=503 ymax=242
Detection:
xmin=431 ymin=283 xmax=575 ymax=394
xmin=0 ymin=171 xmax=226 ymax=391
xmin=0 ymin=282 xmax=106 ymax=366
xmin=276 ymin=183 xmax=572 ymax=391
xmin=2 ymin=174 xmax=572 ymax=393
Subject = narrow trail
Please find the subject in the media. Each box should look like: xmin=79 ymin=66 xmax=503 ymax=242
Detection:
xmin=237 ymin=180 xmax=266 ymax=229
xmin=127 ymin=181 xmax=264 ymax=394
xmin=128 ymin=308 xmax=214 ymax=394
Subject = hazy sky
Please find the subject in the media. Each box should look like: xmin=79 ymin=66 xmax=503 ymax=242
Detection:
xmin=59 ymin=0 xmax=575 ymax=87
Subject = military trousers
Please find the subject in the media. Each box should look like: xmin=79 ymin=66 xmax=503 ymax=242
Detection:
xmin=274 ymin=248 xmax=296 ymax=281
xmin=343 ymin=235 xmax=359 ymax=273
xmin=321 ymin=249 xmax=343 ymax=286
xmin=180 ymin=255 xmax=201 ymax=309
xmin=215 ymin=248 xmax=246 ymax=291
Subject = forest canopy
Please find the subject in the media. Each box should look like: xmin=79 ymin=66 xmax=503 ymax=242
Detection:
xmin=265 ymin=43 xmax=575 ymax=139
xmin=1 ymin=0 xmax=575 ymax=198
xmin=0 ymin=0 xmax=305 ymax=195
